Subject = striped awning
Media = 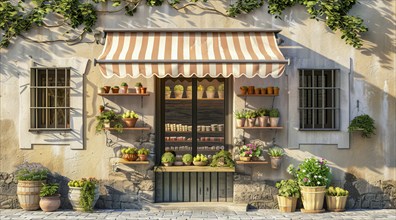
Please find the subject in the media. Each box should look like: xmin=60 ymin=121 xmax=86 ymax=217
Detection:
xmin=95 ymin=29 xmax=288 ymax=78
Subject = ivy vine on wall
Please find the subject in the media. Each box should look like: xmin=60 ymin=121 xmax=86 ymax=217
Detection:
xmin=0 ymin=0 xmax=368 ymax=49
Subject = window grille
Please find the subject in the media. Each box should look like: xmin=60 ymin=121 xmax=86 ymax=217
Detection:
xmin=30 ymin=68 xmax=71 ymax=131
xmin=299 ymin=69 xmax=340 ymax=130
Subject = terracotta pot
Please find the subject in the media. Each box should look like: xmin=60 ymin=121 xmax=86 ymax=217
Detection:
xmin=17 ymin=180 xmax=45 ymax=211
xmin=111 ymin=88 xmax=119 ymax=93
xmin=121 ymin=86 xmax=128 ymax=93
xmin=240 ymin=88 xmax=247 ymax=95
xmin=270 ymin=156 xmax=282 ymax=169
xmin=103 ymin=86 xmax=111 ymax=93
xmin=236 ymin=118 xmax=246 ymax=127
xmin=123 ymin=118 xmax=138 ymax=127
xmin=239 ymin=156 xmax=251 ymax=162
xmin=254 ymin=88 xmax=261 ymax=94
xmin=206 ymin=91 xmax=215 ymax=98
xmin=123 ymin=153 xmax=138 ymax=161
xmin=174 ymin=91 xmax=183 ymax=98
xmin=197 ymin=91 xmax=204 ymax=99
xmin=270 ymin=117 xmax=280 ymax=127
xmin=274 ymin=87 xmax=280 ymax=95
xmin=99 ymin=105 xmax=105 ymax=113
xmin=267 ymin=87 xmax=274 ymax=94
xmin=326 ymin=195 xmax=347 ymax=211
xmin=247 ymin=86 xmax=255 ymax=94
xmin=261 ymin=88 xmax=267 ymax=94
xmin=68 ymin=186 xmax=99 ymax=212
xmin=140 ymin=87 xmax=147 ymax=94
xmin=247 ymin=118 xmax=256 ymax=127
xmin=277 ymin=195 xmax=298 ymax=212
xmin=218 ymin=91 xmax=224 ymax=99
xmin=138 ymin=154 xmax=148 ymax=161
xmin=39 ymin=194 xmax=61 ymax=212
xmin=135 ymin=87 xmax=141 ymax=94
xmin=165 ymin=91 xmax=171 ymax=99
xmin=300 ymin=186 xmax=326 ymax=211
xmin=258 ymin=116 xmax=269 ymax=127
xmin=186 ymin=90 xmax=192 ymax=99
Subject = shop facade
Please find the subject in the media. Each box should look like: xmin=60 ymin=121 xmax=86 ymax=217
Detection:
xmin=0 ymin=2 xmax=395 ymax=210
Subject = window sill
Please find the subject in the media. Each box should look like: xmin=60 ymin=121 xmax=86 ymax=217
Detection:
xmin=29 ymin=128 xmax=73 ymax=132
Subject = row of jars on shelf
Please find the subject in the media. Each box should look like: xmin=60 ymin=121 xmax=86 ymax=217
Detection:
xmin=165 ymin=123 xmax=225 ymax=132
xmin=165 ymin=136 xmax=224 ymax=141
xmin=165 ymin=145 xmax=225 ymax=151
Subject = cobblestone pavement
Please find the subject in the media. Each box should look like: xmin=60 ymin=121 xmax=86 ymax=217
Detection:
xmin=1 ymin=209 xmax=395 ymax=220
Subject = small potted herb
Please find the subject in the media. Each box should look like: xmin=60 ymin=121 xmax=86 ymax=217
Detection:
xmin=173 ymin=85 xmax=184 ymax=98
xmin=182 ymin=153 xmax=193 ymax=166
xmin=245 ymin=110 xmax=258 ymax=127
xmin=134 ymin=82 xmax=142 ymax=94
xmin=137 ymin=147 xmax=150 ymax=161
xmin=240 ymin=86 xmax=248 ymax=95
xmin=326 ymin=186 xmax=349 ymax=212
xmin=276 ymin=179 xmax=300 ymax=212
xmin=348 ymin=114 xmax=376 ymax=138
xmin=39 ymin=183 xmax=60 ymax=212
xmin=218 ymin=83 xmax=225 ymax=99
xmin=268 ymin=146 xmax=285 ymax=169
xmin=165 ymin=86 xmax=171 ymax=99
xmin=257 ymin=108 xmax=269 ymax=127
xmin=120 ymin=82 xmax=128 ymax=93
xmin=111 ymin=86 xmax=119 ymax=93
xmin=206 ymin=86 xmax=216 ymax=98
xmin=235 ymin=109 xmax=247 ymax=127
xmin=269 ymin=108 xmax=280 ymax=127
xmin=121 ymin=147 xmax=138 ymax=161
xmin=161 ymin=152 xmax=175 ymax=166
xmin=121 ymin=110 xmax=139 ymax=127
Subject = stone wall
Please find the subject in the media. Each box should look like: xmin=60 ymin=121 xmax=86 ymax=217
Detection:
xmin=0 ymin=173 xmax=19 ymax=209
xmin=233 ymin=173 xmax=396 ymax=210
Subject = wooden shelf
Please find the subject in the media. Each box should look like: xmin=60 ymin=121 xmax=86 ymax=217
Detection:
xmin=104 ymin=127 xmax=151 ymax=131
xmin=236 ymin=126 xmax=283 ymax=130
xmin=165 ymin=131 xmax=191 ymax=133
xmin=165 ymin=140 xmax=192 ymax=143
xmin=198 ymin=141 xmax=224 ymax=143
xmin=198 ymin=98 xmax=224 ymax=101
xmin=198 ymin=131 xmax=224 ymax=133
xmin=154 ymin=166 xmax=235 ymax=173
xmin=117 ymin=159 xmax=150 ymax=165
xmin=235 ymin=160 xmax=269 ymax=165
xmin=98 ymin=93 xmax=150 ymax=96
xmin=237 ymin=94 xmax=278 ymax=97
xmin=165 ymin=98 xmax=192 ymax=100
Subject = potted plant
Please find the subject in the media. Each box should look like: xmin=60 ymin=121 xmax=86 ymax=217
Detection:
xmin=182 ymin=153 xmax=193 ymax=166
xmin=103 ymin=86 xmax=111 ymax=93
xmin=121 ymin=147 xmax=138 ymax=161
xmin=245 ymin=110 xmax=257 ymax=127
xmin=165 ymin=86 xmax=171 ymax=99
xmin=206 ymin=85 xmax=216 ymax=98
xmin=269 ymin=108 xmax=280 ymax=127
xmin=135 ymin=82 xmax=142 ymax=94
xmin=276 ymin=179 xmax=300 ymax=212
xmin=210 ymin=150 xmax=235 ymax=167
xmin=240 ymin=86 xmax=248 ymax=95
xmin=111 ymin=86 xmax=119 ymax=93
xmin=95 ymin=110 xmax=123 ymax=133
xmin=254 ymin=87 xmax=261 ymax=94
xmin=99 ymin=105 xmax=105 ymax=113
xmin=193 ymin=154 xmax=208 ymax=166
xmin=268 ymin=146 xmax=285 ymax=169
xmin=260 ymin=87 xmax=267 ymax=94
xmin=235 ymin=109 xmax=247 ymax=127
xmin=137 ymin=147 xmax=150 ymax=161
xmin=120 ymin=82 xmax=128 ymax=93
xmin=287 ymin=158 xmax=331 ymax=212
xmin=121 ymin=110 xmax=139 ymax=127
xmin=67 ymin=178 xmax=99 ymax=212
xmin=99 ymin=87 xmax=106 ymax=94
xmin=186 ymin=85 xmax=193 ymax=99
xmin=197 ymin=85 xmax=204 ymax=98
xmin=274 ymin=86 xmax=280 ymax=95
xmin=218 ymin=83 xmax=225 ymax=98
xmin=140 ymin=86 xmax=147 ymax=94
xmin=267 ymin=86 xmax=274 ymax=94
xmin=257 ymin=108 xmax=269 ymax=127
xmin=239 ymin=144 xmax=253 ymax=161
xmin=326 ymin=186 xmax=349 ymax=212
xmin=39 ymin=183 xmax=60 ymax=212
xmin=15 ymin=162 xmax=49 ymax=211
xmin=161 ymin=152 xmax=175 ymax=166
xmin=348 ymin=114 xmax=376 ymax=138
xmin=247 ymin=86 xmax=255 ymax=94
xmin=173 ymin=84 xmax=184 ymax=98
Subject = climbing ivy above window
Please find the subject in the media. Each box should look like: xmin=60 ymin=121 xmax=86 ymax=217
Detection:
xmin=0 ymin=0 xmax=367 ymax=48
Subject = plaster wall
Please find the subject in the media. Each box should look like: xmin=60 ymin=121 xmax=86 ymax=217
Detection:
xmin=0 ymin=0 xmax=395 ymax=207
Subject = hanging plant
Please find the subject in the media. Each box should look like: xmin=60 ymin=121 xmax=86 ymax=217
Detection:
xmin=348 ymin=114 xmax=376 ymax=138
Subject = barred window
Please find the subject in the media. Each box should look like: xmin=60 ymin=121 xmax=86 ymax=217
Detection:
xmin=30 ymin=68 xmax=71 ymax=131
xmin=299 ymin=69 xmax=340 ymax=130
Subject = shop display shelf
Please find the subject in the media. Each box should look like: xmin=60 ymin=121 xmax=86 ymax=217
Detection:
xmin=154 ymin=166 xmax=235 ymax=172
xmin=98 ymin=93 xmax=150 ymax=96
xmin=165 ymin=131 xmax=192 ymax=133
xmin=165 ymin=140 xmax=192 ymax=143
xmin=235 ymin=160 xmax=269 ymax=165
xmin=117 ymin=159 xmax=150 ymax=165
xmin=165 ymin=98 xmax=192 ymax=100
xmin=197 ymin=98 xmax=224 ymax=101
xmin=197 ymin=141 xmax=224 ymax=143
xmin=236 ymin=126 xmax=283 ymax=130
